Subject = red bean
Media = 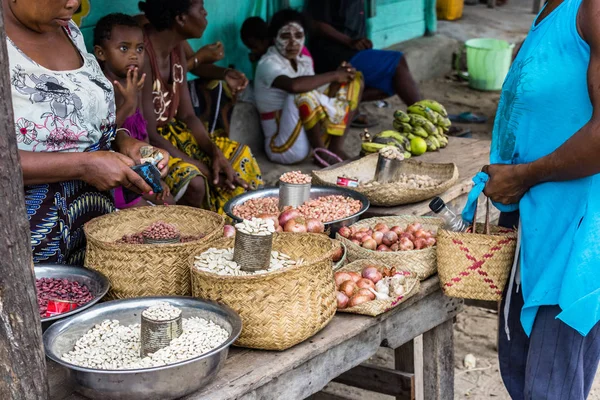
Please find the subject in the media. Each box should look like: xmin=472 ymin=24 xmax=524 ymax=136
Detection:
xmin=35 ymin=278 xmax=94 ymax=317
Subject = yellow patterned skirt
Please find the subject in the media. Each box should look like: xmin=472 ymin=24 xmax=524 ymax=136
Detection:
xmin=159 ymin=120 xmax=263 ymax=214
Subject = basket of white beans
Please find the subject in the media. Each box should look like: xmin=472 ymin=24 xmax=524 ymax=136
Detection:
xmin=190 ymin=233 xmax=337 ymax=351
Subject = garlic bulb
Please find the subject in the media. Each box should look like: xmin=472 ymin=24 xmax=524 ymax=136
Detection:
xmin=368 ymin=287 xmax=390 ymax=301
xmin=375 ymin=278 xmax=390 ymax=296
xmin=390 ymin=275 xmax=406 ymax=297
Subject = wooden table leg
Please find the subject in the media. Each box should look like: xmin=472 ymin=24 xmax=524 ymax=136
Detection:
xmin=395 ymin=341 xmax=415 ymax=400
xmin=422 ymin=319 xmax=454 ymax=400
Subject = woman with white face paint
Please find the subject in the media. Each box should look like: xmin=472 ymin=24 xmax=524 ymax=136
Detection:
xmin=254 ymin=9 xmax=364 ymax=165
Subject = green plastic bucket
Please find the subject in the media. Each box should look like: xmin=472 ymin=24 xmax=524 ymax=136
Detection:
xmin=465 ymin=38 xmax=514 ymax=91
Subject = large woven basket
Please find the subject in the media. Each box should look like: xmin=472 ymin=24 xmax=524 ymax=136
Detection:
xmin=437 ymin=199 xmax=517 ymax=301
xmin=190 ymin=233 xmax=336 ymax=351
xmin=312 ymin=154 xmax=459 ymax=206
xmin=336 ymin=216 xmax=444 ymax=280
xmin=84 ymin=206 xmax=224 ymax=299
xmin=336 ymin=260 xmax=420 ymax=317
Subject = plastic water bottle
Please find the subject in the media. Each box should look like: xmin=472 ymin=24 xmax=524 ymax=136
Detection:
xmin=429 ymin=197 xmax=469 ymax=232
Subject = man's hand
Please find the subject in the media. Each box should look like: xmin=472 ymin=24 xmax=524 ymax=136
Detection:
xmin=335 ymin=62 xmax=356 ymax=83
xmin=350 ymin=38 xmax=373 ymax=51
xmin=482 ymin=164 xmax=533 ymax=205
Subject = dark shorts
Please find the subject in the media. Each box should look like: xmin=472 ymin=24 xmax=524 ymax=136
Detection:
xmin=350 ymin=49 xmax=403 ymax=96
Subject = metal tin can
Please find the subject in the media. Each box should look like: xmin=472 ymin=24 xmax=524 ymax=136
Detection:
xmin=46 ymin=299 xmax=78 ymax=317
xmin=374 ymin=153 xmax=403 ymax=183
xmin=233 ymin=229 xmax=273 ymax=272
xmin=140 ymin=313 xmax=183 ymax=357
xmin=336 ymin=176 xmax=359 ymax=188
xmin=278 ymin=181 xmax=311 ymax=211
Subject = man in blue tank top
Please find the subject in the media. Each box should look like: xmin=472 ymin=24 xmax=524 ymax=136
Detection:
xmin=480 ymin=0 xmax=600 ymax=397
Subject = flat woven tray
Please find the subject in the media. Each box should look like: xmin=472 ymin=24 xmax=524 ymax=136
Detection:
xmin=312 ymin=154 xmax=459 ymax=206
xmin=336 ymin=260 xmax=420 ymax=317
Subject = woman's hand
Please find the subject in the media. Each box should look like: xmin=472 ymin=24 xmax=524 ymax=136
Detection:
xmin=211 ymin=149 xmax=248 ymax=191
xmin=82 ymin=152 xmax=153 ymax=193
xmin=117 ymin=135 xmax=170 ymax=177
xmin=156 ymin=181 xmax=172 ymax=203
xmin=196 ymin=42 xmax=225 ymax=65
xmin=224 ymin=69 xmax=249 ymax=97
xmin=482 ymin=164 xmax=533 ymax=205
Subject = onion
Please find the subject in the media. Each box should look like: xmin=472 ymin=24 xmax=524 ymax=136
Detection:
xmin=338 ymin=226 xmax=351 ymax=238
xmin=361 ymin=234 xmax=373 ymax=244
xmin=359 ymin=227 xmax=370 ymax=233
xmin=306 ymin=218 xmax=325 ymax=233
xmin=357 ymin=288 xmax=375 ymax=300
xmin=334 ymin=272 xmax=352 ymax=288
xmin=425 ymin=237 xmax=437 ymax=248
xmin=276 ymin=225 xmax=283 ymax=233
xmin=377 ymin=244 xmax=390 ymax=252
xmin=339 ymin=280 xmax=358 ymax=297
xmin=414 ymin=238 xmax=427 ymax=250
xmin=336 ymin=291 xmax=349 ymax=309
xmin=284 ymin=219 xmax=307 ymax=233
xmin=353 ymin=232 xmax=367 ymax=241
xmin=332 ymin=245 xmax=344 ymax=262
xmin=362 ymin=266 xmax=383 ymax=283
xmin=372 ymin=231 xmax=384 ymax=245
xmin=374 ymin=223 xmax=390 ymax=233
xmin=390 ymin=226 xmax=404 ymax=235
xmin=390 ymin=243 xmax=399 ymax=251
xmin=349 ymin=294 xmax=372 ymax=307
xmin=362 ymin=238 xmax=377 ymax=250
xmin=257 ymin=213 xmax=279 ymax=227
xmin=347 ymin=272 xmax=361 ymax=283
xmin=351 ymin=239 xmax=361 ymax=246
xmin=279 ymin=208 xmax=300 ymax=227
xmin=400 ymin=232 xmax=415 ymax=242
xmin=414 ymin=229 xmax=430 ymax=239
xmin=398 ymin=237 xmax=414 ymax=251
xmin=357 ymin=278 xmax=376 ymax=290
xmin=382 ymin=231 xmax=399 ymax=247
xmin=406 ymin=223 xmax=422 ymax=234
xmin=223 ymin=225 xmax=236 ymax=238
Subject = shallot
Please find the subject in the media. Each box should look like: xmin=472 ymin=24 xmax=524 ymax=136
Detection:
xmin=284 ymin=219 xmax=307 ymax=233
xmin=223 ymin=225 xmax=236 ymax=238
xmin=347 ymin=272 xmax=362 ymax=283
xmin=339 ymin=280 xmax=358 ymax=297
xmin=377 ymin=244 xmax=390 ymax=252
xmin=306 ymin=219 xmax=325 ymax=233
xmin=414 ymin=238 xmax=427 ymax=250
xmin=357 ymin=278 xmax=375 ymax=290
xmin=362 ymin=266 xmax=383 ymax=283
xmin=279 ymin=209 xmax=301 ymax=227
xmin=390 ymin=226 xmax=404 ymax=236
xmin=362 ymin=238 xmax=377 ymax=250
xmin=399 ymin=237 xmax=414 ymax=251
xmin=382 ymin=231 xmax=398 ymax=247
xmin=374 ymin=223 xmax=389 ymax=233
xmin=334 ymin=272 xmax=352 ymax=288
xmin=372 ymin=231 xmax=384 ymax=245
xmin=348 ymin=294 xmax=371 ymax=307
xmin=357 ymin=288 xmax=375 ymax=300
xmin=338 ymin=226 xmax=351 ymax=238
xmin=336 ymin=291 xmax=349 ymax=309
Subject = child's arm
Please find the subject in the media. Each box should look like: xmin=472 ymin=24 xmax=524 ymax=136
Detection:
xmin=272 ymin=66 xmax=355 ymax=94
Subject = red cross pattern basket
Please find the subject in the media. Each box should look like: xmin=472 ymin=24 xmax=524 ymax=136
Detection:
xmin=436 ymin=198 xmax=517 ymax=301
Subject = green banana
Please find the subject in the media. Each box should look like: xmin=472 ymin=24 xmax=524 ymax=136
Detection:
xmin=403 ymin=151 xmax=412 ymax=159
xmin=415 ymin=99 xmax=448 ymax=118
xmin=438 ymin=117 xmax=452 ymax=128
xmin=413 ymin=126 xmax=429 ymax=138
xmin=393 ymin=120 xmax=403 ymax=132
xmin=437 ymin=126 xmax=445 ymax=136
xmin=378 ymin=130 xmax=407 ymax=141
xmin=409 ymin=114 xmax=436 ymax=135
xmin=425 ymin=139 xmax=438 ymax=152
xmin=393 ymin=109 xmax=411 ymax=123
xmin=361 ymin=142 xmax=388 ymax=154
xmin=406 ymin=133 xmax=417 ymax=140
xmin=430 ymin=136 xmax=441 ymax=149
xmin=438 ymin=136 xmax=449 ymax=148
xmin=407 ymin=104 xmax=438 ymax=124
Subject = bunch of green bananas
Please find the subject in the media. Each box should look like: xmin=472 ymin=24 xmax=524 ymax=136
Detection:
xmin=362 ymin=100 xmax=451 ymax=156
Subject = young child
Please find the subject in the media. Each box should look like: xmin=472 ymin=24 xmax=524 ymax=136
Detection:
xmin=94 ymin=13 xmax=173 ymax=207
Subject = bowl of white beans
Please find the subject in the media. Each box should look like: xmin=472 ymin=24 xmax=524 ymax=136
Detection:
xmin=43 ymin=296 xmax=242 ymax=400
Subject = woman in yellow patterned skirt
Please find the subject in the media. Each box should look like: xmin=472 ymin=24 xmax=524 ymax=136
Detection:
xmin=139 ymin=0 xmax=262 ymax=214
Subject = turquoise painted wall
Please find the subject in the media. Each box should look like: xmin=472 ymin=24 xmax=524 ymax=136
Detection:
xmin=75 ymin=0 xmax=435 ymax=77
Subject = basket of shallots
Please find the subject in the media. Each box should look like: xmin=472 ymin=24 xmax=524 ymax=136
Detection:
xmin=335 ymin=260 xmax=420 ymax=317
xmin=336 ymin=216 xmax=443 ymax=280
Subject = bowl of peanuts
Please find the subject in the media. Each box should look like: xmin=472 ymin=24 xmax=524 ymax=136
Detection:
xmin=224 ymin=186 xmax=370 ymax=237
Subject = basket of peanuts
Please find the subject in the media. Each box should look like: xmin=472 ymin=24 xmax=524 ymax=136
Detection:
xmin=224 ymin=171 xmax=370 ymax=238
xmin=84 ymin=206 xmax=224 ymax=299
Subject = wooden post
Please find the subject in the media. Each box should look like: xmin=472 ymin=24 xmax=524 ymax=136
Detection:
xmin=0 ymin=3 xmax=49 ymax=399
xmin=422 ymin=319 xmax=454 ymax=400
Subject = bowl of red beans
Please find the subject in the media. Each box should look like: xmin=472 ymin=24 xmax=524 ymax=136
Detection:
xmin=34 ymin=264 xmax=110 ymax=328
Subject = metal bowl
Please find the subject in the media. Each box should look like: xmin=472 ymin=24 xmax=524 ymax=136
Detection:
xmin=224 ymin=185 xmax=370 ymax=237
xmin=35 ymin=264 xmax=110 ymax=329
xmin=43 ymin=296 xmax=242 ymax=400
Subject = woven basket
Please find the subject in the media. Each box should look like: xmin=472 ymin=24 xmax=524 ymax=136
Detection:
xmin=84 ymin=206 xmax=224 ymax=299
xmin=337 ymin=216 xmax=444 ymax=280
xmin=332 ymin=240 xmax=347 ymax=271
xmin=190 ymin=233 xmax=337 ymax=350
xmin=336 ymin=260 xmax=420 ymax=317
xmin=312 ymin=154 xmax=459 ymax=206
xmin=437 ymin=199 xmax=517 ymax=301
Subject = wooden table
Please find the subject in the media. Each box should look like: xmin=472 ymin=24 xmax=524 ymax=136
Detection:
xmin=49 ymin=137 xmax=491 ymax=400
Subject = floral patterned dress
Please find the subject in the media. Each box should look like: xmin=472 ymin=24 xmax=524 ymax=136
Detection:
xmin=8 ymin=21 xmax=116 ymax=265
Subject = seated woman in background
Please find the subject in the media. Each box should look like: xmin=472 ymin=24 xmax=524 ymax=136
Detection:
xmin=138 ymin=0 xmax=263 ymax=214
xmin=4 ymin=0 xmax=167 ymax=265
xmin=253 ymin=9 xmax=363 ymax=165
xmin=93 ymin=13 xmax=174 ymax=208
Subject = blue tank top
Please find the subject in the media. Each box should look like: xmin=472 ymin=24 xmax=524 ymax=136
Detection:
xmin=492 ymin=0 xmax=600 ymax=336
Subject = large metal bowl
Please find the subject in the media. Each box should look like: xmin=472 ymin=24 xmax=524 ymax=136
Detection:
xmin=43 ymin=296 xmax=242 ymax=400
xmin=35 ymin=264 xmax=110 ymax=329
xmin=224 ymin=185 xmax=370 ymax=236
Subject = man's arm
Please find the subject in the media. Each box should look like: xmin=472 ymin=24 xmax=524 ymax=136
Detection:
xmin=484 ymin=0 xmax=600 ymax=203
